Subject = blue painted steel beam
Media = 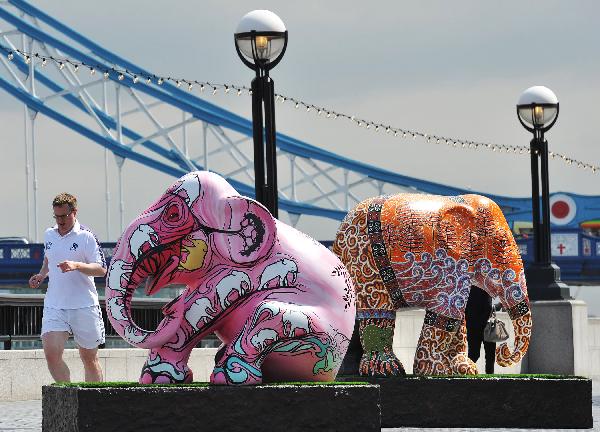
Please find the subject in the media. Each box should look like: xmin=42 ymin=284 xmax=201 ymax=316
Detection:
xmin=0 ymin=76 xmax=187 ymax=177
xmin=0 ymin=42 xmax=188 ymax=170
xmin=4 ymin=0 xmax=528 ymax=201
xmin=0 ymin=75 xmax=345 ymax=220
xmin=2 ymin=1 xmax=599 ymax=226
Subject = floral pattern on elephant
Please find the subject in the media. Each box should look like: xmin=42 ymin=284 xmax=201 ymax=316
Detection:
xmin=333 ymin=193 xmax=532 ymax=377
xmin=106 ymin=171 xmax=355 ymax=384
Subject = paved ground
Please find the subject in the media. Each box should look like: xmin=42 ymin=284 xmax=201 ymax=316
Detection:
xmin=1 ymin=384 xmax=598 ymax=431
xmin=0 ymin=400 xmax=42 ymax=431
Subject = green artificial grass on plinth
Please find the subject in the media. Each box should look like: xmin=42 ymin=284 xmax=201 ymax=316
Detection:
xmin=53 ymin=380 xmax=372 ymax=388
xmin=53 ymin=373 xmax=587 ymax=388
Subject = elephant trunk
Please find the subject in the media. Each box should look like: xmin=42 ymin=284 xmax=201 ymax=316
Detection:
xmin=106 ymin=258 xmax=184 ymax=349
xmin=495 ymin=304 xmax=532 ymax=368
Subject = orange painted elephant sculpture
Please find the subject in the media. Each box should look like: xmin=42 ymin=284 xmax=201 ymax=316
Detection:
xmin=333 ymin=193 xmax=532 ymax=376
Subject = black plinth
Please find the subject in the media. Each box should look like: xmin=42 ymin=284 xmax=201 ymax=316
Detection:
xmin=338 ymin=375 xmax=592 ymax=429
xmin=526 ymin=263 xmax=572 ymax=300
xmin=338 ymin=320 xmax=362 ymax=376
xmin=42 ymin=383 xmax=380 ymax=432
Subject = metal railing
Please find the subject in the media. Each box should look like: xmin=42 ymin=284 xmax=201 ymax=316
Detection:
xmin=0 ymin=293 xmax=218 ymax=350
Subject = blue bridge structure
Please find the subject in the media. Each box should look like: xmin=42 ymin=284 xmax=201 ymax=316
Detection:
xmin=0 ymin=0 xmax=599 ymax=282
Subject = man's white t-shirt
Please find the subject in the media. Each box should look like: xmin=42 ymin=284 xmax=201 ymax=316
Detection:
xmin=43 ymin=220 xmax=106 ymax=309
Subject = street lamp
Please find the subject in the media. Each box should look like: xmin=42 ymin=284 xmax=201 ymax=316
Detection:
xmin=235 ymin=10 xmax=288 ymax=218
xmin=517 ymin=86 xmax=571 ymax=300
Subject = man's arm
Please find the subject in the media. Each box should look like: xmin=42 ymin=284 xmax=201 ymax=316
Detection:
xmin=56 ymin=230 xmax=108 ymax=277
xmin=29 ymin=256 xmax=49 ymax=288
xmin=57 ymin=261 xmax=107 ymax=277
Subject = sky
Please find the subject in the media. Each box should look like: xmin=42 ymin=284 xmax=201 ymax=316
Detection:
xmin=1 ymin=0 xmax=599 ymax=246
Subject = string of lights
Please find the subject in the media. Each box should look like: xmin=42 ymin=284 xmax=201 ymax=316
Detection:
xmin=2 ymin=46 xmax=598 ymax=174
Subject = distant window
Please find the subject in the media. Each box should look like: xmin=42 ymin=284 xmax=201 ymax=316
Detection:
xmin=10 ymin=248 xmax=30 ymax=259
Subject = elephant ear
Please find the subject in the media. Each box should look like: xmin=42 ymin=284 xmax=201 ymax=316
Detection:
xmin=203 ymin=195 xmax=277 ymax=265
xmin=436 ymin=198 xmax=477 ymax=258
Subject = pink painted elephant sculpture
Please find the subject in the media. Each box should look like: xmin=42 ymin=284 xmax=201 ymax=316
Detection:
xmin=106 ymin=171 xmax=355 ymax=385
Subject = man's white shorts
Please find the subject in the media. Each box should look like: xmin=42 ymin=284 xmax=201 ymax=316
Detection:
xmin=41 ymin=305 xmax=106 ymax=349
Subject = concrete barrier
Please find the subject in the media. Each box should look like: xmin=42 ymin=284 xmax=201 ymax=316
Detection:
xmin=4 ymin=304 xmax=600 ymax=401
xmin=588 ymin=317 xmax=600 ymax=378
xmin=0 ymin=348 xmax=217 ymax=401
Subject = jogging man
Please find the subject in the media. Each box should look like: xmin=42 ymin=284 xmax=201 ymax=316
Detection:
xmin=29 ymin=193 xmax=106 ymax=382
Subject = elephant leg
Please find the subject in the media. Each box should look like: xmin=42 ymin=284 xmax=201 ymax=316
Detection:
xmin=447 ymin=321 xmax=478 ymax=375
xmin=358 ymin=315 xmax=405 ymax=377
xmin=413 ymin=311 xmax=476 ymax=376
xmin=210 ymin=300 xmax=327 ymax=385
xmin=140 ymin=344 xmax=194 ymax=384
xmin=210 ymin=339 xmax=264 ymax=386
xmin=210 ymin=326 xmax=266 ymax=386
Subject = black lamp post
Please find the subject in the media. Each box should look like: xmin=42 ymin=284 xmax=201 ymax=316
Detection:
xmin=517 ymin=86 xmax=571 ymax=300
xmin=235 ymin=10 xmax=288 ymax=218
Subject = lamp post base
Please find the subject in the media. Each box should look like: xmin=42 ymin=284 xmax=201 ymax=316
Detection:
xmin=525 ymin=263 xmax=572 ymax=301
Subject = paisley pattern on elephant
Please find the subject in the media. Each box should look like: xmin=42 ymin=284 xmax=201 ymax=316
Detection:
xmin=333 ymin=193 xmax=532 ymax=377
xmin=105 ymin=171 xmax=355 ymax=384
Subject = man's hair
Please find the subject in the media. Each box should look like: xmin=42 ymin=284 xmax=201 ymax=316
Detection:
xmin=52 ymin=193 xmax=78 ymax=211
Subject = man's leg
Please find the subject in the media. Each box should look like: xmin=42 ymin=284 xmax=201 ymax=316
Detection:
xmin=78 ymin=347 xmax=103 ymax=382
xmin=71 ymin=306 xmax=105 ymax=382
xmin=42 ymin=331 xmax=70 ymax=382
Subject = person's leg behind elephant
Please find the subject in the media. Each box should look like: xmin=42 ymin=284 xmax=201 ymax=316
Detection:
xmin=466 ymin=321 xmax=484 ymax=365
xmin=483 ymin=340 xmax=496 ymax=374
xmin=465 ymin=286 xmax=493 ymax=370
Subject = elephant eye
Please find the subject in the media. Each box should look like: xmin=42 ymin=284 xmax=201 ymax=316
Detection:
xmin=165 ymin=205 xmax=180 ymax=221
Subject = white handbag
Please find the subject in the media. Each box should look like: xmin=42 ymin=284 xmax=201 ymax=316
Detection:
xmin=483 ymin=310 xmax=509 ymax=343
